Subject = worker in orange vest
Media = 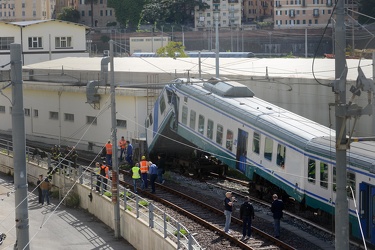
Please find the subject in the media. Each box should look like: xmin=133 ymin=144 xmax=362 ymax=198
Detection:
xmin=100 ymin=161 xmax=109 ymax=191
xmin=105 ymin=140 xmax=112 ymax=166
xmin=139 ymin=156 xmax=149 ymax=190
xmin=118 ymin=136 xmax=126 ymax=162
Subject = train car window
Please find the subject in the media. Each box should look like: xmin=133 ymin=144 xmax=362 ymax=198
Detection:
xmin=184 ymin=96 xmax=188 ymax=103
xmin=308 ymin=159 xmax=316 ymax=183
xmin=347 ymin=171 xmax=356 ymax=199
xmin=190 ymin=110 xmax=196 ymax=130
xmin=166 ymin=89 xmax=173 ymax=103
xmin=182 ymin=106 xmax=188 ymax=125
xmin=207 ymin=119 xmax=214 ymax=139
xmin=264 ymin=137 xmax=273 ymax=161
xmin=277 ymin=144 xmax=286 ymax=168
xmin=252 ymin=132 xmax=260 ymax=154
xmin=149 ymin=113 xmax=153 ymax=125
xmin=216 ymin=124 xmax=223 ymax=145
xmin=146 ymin=119 xmax=149 ymax=128
xmin=320 ymin=162 xmax=328 ymax=189
xmin=226 ymin=130 xmax=233 ymax=151
xmin=198 ymin=115 xmax=205 ymax=134
xmin=159 ymin=95 xmax=166 ymax=114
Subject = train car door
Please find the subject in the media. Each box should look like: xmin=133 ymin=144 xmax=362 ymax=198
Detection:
xmin=359 ymin=182 xmax=375 ymax=245
xmin=236 ymin=129 xmax=248 ymax=173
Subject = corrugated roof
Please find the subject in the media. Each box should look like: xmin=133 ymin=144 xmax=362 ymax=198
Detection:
xmin=7 ymin=19 xmax=90 ymax=29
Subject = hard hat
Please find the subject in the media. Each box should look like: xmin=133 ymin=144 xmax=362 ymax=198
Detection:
xmin=141 ymin=156 xmax=146 ymax=160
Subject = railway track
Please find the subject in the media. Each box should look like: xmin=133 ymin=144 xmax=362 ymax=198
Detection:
xmin=118 ymin=169 xmax=295 ymax=250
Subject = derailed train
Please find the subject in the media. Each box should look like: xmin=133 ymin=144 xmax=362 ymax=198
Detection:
xmin=146 ymin=77 xmax=375 ymax=244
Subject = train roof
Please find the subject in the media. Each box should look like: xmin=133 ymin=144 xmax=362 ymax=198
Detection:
xmin=173 ymin=78 xmax=375 ymax=172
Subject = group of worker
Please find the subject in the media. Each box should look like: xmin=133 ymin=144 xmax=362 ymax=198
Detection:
xmin=102 ymin=137 xmax=133 ymax=167
xmin=131 ymin=154 xmax=165 ymax=194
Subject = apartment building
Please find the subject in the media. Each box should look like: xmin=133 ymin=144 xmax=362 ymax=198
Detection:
xmin=243 ymin=0 xmax=274 ymax=23
xmin=195 ymin=0 xmax=242 ymax=31
xmin=0 ymin=0 xmax=56 ymax=21
xmin=76 ymin=0 xmax=116 ymax=27
xmin=273 ymin=0 xmax=358 ymax=29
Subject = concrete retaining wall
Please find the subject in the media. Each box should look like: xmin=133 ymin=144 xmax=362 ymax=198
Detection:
xmin=0 ymin=152 xmax=177 ymax=250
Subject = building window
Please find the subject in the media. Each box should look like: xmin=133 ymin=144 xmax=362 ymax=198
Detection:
xmin=81 ymin=10 xmax=85 ymax=16
xmin=100 ymin=10 xmax=103 ymax=16
xmin=88 ymin=10 xmax=92 ymax=16
xmin=28 ymin=37 xmax=42 ymax=49
xmin=116 ymin=119 xmax=127 ymax=128
xmin=182 ymin=106 xmax=188 ymax=125
xmin=86 ymin=116 xmax=97 ymax=125
xmin=49 ymin=111 xmax=58 ymax=120
xmin=226 ymin=129 xmax=233 ymax=151
xmin=216 ymin=124 xmax=223 ymax=145
xmin=0 ymin=37 xmax=14 ymax=50
xmin=264 ymin=136 xmax=273 ymax=161
xmin=308 ymin=159 xmax=316 ymax=183
xmin=64 ymin=113 xmax=74 ymax=122
xmin=24 ymin=108 xmax=30 ymax=117
xmin=189 ymin=110 xmax=196 ymax=130
xmin=320 ymin=162 xmax=328 ymax=188
xmin=198 ymin=115 xmax=205 ymax=134
xmin=207 ymin=119 xmax=213 ymax=140
xmin=55 ymin=37 xmax=72 ymax=48
xmin=33 ymin=109 xmax=38 ymax=117
xmin=0 ymin=105 xmax=5 ymax=113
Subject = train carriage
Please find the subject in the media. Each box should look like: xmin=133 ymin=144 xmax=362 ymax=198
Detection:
xmin=145 ymin=78 xmax=375 ymax=245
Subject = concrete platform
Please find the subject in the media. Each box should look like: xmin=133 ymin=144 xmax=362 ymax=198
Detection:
xmin=0 ymin=172 xmax=135 ymax=250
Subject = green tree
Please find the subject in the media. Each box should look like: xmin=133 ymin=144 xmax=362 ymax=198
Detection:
xmin=162 ymin=0 xmax=208 ymax=25
xmin=358 ymin=0 xmax=375 ymax=24
xmin=107 ymin=0 xmax=146 ymax=30
xmin=85 ymin=0 xmax=98 ymax=27
xmin=57 ymin=7 xmax=80 ymax=23
xmin=156 ymin=41 xmax=187 ymax=58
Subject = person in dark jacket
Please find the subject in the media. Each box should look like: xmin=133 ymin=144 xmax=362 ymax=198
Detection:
xmin=224 ymin=191 xmax=235 ymax=233
xmin=240 ymin=196 xmax=255 ymax=240
xmin=36 ymin=174 xmax=43 ymax=204
xmin=271 ymin=194 xmax=284 ymax=238
xmin=157 ymin=154 xmax=166 ymax=184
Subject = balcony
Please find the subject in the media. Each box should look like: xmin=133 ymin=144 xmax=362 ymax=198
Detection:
xmin=275 ymin=3 xmax=282 ymax=8
xmin=289 ymin=11 xmax=296 ymax=18
xmin=326 ymin=0 xmax=333 ymax=7
xmin=313 ymin=12 xmax=319 ymax=17
xmin=228 ymin=7 xmax=240 ymax=13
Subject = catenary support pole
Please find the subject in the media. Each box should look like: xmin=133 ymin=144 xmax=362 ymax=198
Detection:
xmin=110 ymin=40 xmax=121 ymax=238
xmin=214 ymin=12 xmax=219 ymax=78
xmin=334 ymin=0 xmax=349 ymax=249
xmin=11 ymin=43 xmax=30 ymax=250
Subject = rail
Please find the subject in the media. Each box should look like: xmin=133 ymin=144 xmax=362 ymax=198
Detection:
xmin=0 ymin=138 xmax=202 ymax=250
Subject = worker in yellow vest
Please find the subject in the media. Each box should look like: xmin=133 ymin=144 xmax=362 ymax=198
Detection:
xmin=139 ymin=156 xmax=149 ymax=190
xmin=132 ymin=163 xmax=141 ymax=193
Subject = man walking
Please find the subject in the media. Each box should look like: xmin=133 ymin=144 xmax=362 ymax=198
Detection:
xmin=125 ymin=141 xmax=133 ymax=166
xmin=132 ymin=163 xmax=141 ymax=193
xmin=105 ymin=140 xmax=112 ymax=166
xmin=139 ymin=156 xmax=149 ymax=189
xmin=271 ymin=194 xmax=284 ymax=238
xmin=240 ymin=196 xmax=255 ymax=240
xmin=40 ymin=177 xmax=51 ymax=205
xmin=118 ymin=136 xmax=126 ymax=162
xmin=148 ymin=161 xmax=158 ymax=193
xmin=224 ymin=192 xmax=235 ymax=233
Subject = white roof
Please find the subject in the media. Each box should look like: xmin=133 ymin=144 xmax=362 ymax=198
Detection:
xmin=23 ymin=56 xmax=373 ymax=82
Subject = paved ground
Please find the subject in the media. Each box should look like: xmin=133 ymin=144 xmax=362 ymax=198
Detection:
xmin=0 ymin=172 xmax=135 ymax=250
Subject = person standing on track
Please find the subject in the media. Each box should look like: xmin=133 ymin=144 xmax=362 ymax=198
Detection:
xmin=118 ymin=136 xmax=126 ymax=162
xmin=157 ymin=154 xmax=166 ymax=184
xmin=131 ymin=163 xmax=141 ymax=193
xmin=240 ymin=196 xmax=255 ymax=240
xmin=139 ymin=156 xmax=149 ymax=190
xmin=224 ymin=191 xmax=235 ymax=234
xmin=148 ymin=161 xmax=158 ymax=194
xmin=105 ymin=140 xmax=112 ymax=166
xmin=271 ymin=194 xmax=284 ymax=238
xmin=125 ymin=140 xmax=133 ymax=166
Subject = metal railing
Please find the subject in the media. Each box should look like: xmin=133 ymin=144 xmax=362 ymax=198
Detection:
xmin=0 ymin=138 xmax=202 ymax=250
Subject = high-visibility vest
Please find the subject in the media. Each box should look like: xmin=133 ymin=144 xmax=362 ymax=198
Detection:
xmin=100 ymin=165 xmax=109 ymax=178
xmin=132 ymin=166 xmax=141 ymax=179
xmin=119 ymin=139 xmax=126 ymax=149
xmin=140 ymin=160 xmax=148 ymax=173
xmin=105 ymin=143 xmax=112 ymax=154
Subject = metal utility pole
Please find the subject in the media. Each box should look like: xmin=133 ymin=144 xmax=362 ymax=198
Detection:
xmin=109 ymin=40 xmax=121 ymax=238
xmin=11 ymin=43 xmax=30 ymax=250
xmin=214 ymin=11 xmax=219 ymax=78
xmin=334 ymin=0 xmax=349 ymax=249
